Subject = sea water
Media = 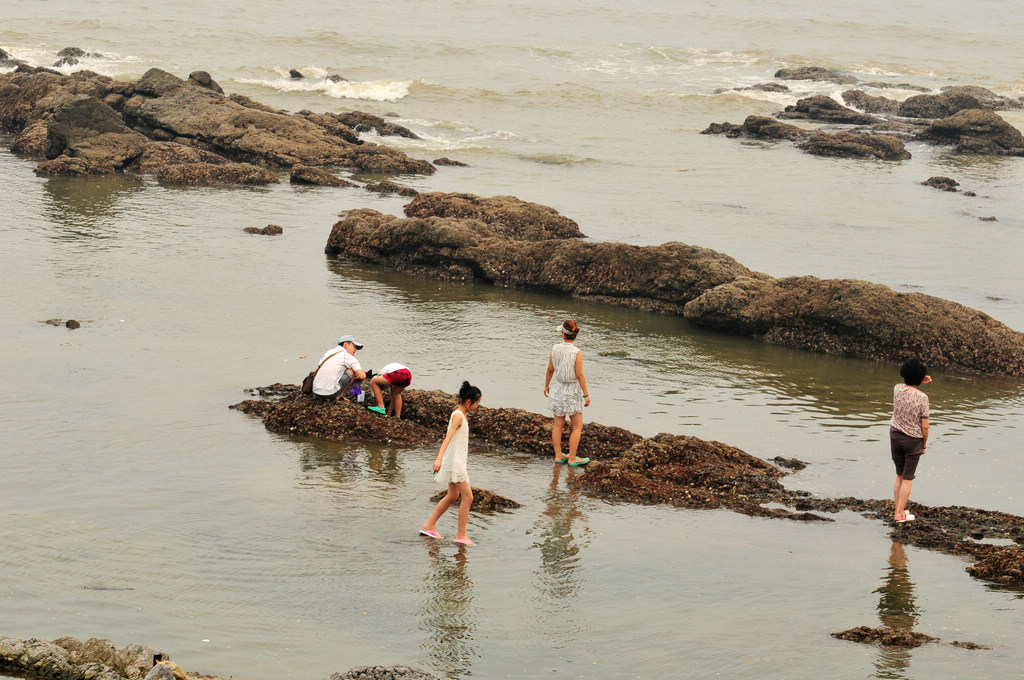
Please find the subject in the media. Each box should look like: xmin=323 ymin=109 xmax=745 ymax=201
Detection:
xmin=2 ymin=1 xmax=1023 ymax=678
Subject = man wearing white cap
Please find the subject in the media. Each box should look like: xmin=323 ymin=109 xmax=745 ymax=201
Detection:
xmin=312 ymin=334 xmax=367 ymax=400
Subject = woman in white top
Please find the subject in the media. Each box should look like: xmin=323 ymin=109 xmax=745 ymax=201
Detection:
xmin=544 ymin=319 xmax=591 ymax=466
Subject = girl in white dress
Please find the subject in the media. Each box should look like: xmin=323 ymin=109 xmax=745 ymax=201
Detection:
xmin=421 ymin=381 xmax=483 ymax=545
xmin=544 ymin=319 xmax=591 ymax=466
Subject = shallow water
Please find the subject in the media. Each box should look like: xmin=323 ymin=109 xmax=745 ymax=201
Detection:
xmin=2 ymin=1 xmax=1024 ymax=678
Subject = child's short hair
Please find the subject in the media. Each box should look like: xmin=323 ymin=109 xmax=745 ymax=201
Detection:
xmin=900 ymin=357 xmax=928 ymax=386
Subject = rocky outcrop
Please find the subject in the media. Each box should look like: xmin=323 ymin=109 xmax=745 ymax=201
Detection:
xmin=365 ymin=180 xmax=418 ymax=196
xmin=155 ymin=162 xmax=279 ymax=186
xmin=39 ymin=95 xmax=149 ymax=174
xmin=0 ymin=636 xmax=189 ymax=680
xmin=325 ymin=207 xmax=754 ymax=314
xmin=777 ymin=95 xmax=880 ymax=125
xmin=403 ymin=192 xmax=586 ymax=240
xmin=840 ymin=90 xmax=901 ymax=115
xmin=682 ymin=276 xmax=1024 ymax=376
xmin=796 ymin=131 xmax=910 ymax=160
xmin=290 ymin=164 xmax=358 ymax=187
xmin=243 ymin=224 xmax=283 ymax=235
xmin=0 ymin=66 xmax=435 ymax=179
xmin=915 ymin=109 xmax=1024 ymax=155
xmin=922 ymin=176 xmax=959 ymax=192
xmin=0 ymin=635 xmax=437 ymax=680
xmin=701 ymin=115 xmax=807 ymax=141
xmin=334 ymin=111 xmax=420 ymax=139
xmin=774 ymin=66 xmax=858 ymax=85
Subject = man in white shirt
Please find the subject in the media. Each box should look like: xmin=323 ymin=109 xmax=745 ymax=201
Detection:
xmin=312 ymin=334 xmax=367 ymax=400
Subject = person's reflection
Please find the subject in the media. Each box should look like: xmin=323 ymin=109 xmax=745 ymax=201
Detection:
xmin=871 ymin=541 xmax=921 ymax=679
xmin=532 ymin=464 xmax=588 ymax=602
xmin=418 ymin=540 xmax=477 ymax=680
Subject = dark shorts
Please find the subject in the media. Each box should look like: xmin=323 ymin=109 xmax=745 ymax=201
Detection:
xmin=384 ymin=367 xmax=412 ymax=388
xmin=890 ymin=429 xmax=923 ymax=480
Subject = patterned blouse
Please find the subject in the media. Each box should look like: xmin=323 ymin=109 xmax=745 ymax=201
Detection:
xmin=890 ymin=383 xmax=929 ymax=438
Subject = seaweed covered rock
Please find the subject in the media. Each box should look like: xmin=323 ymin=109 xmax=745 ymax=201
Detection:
xmin=41 ymin=95 xmax=149 ymax=174
xmin=796 ymin=131 xmax=910 ymax=160
xmin=156 ymin=162 xmax=279 ymax=186
xmin=0 ymin=67 xmax=435 ymax=176
xmin=575 ymin=433 xmax=790 ymax=515
xmin=428 ymin=487 xmax=522 ymax=511
xmin=774 ymin=67 xmax=858 ymax=85
xmin=404 ymin=192 xmax=586 ymax=240
xmin=325 ymin=207 xmax=756 ymax=314
xmin=777 ymin=95 xmax=880 ymax=125
xmin=682 ymin=275 xmax=1024 ymax=376
xmin=915 ymin=109 xmax=1024 ymax=155
xmin=831 ymin=626 xmax=939 ymax=648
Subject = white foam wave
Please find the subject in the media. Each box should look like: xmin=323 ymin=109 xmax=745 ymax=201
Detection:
xmin=236 ymin=71 xmax=411 ymax=102
xmin=0 ymin=44 xmax=142 ymax=77
xmin=358 ymin=124 xmax=517 ymax=153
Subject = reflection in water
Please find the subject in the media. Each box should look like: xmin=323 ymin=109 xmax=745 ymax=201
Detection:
xmin=295 ymin=440 xmax=402 ymax=486
xmin=42 ymin=174 xmax=145 ymax=243
xmin=419 ymin=541 xmax=477 ymax=680
xmin=872 ymin=541 xmax=921 ymax=679
xmin=532 ymin=465 xmax=589 ymax=606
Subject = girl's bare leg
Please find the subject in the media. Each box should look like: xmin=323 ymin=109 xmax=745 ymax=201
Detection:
xmin=455 ymin=480 xmax=474 ymax=540
xmin=391 ymin=386 xmax=404 ymax=418
xmin=423 ymin=484 xmax=461 ymax=533
xmin=552 ymin=415 xmax=566 ymax=461
xmin=371 ymin=376 xmax=387 ymax=409
xmin=567 ymin=412 xmax=584 ymax=462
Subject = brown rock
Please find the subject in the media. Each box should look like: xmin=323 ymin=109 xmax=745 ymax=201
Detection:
xmin=187 ymin=70 xmax=223 ymax=94
xmin=898 ymin=91 xmax=983 ymax=119
xmin=365 ymin=180 xmax=419 ymax=196
xmin=773 ymin=66 xmax=858 ymax=85
xmin=797 ymin=131 xmax=910 ymax=160
xmin=243 ymin=224 xmax=284 ymax=235
xmin=156 ymin=162 xmax=279 ymax=186
xmin=44 ymin=95 xmax=149 ymax=173
xmin=683 ymin=275 xmax=1024 ymax=376
xmin=841 ymin=90 xmax=901 ymax=115
xmin=290 ymin=164 xmax=357 ymax=187
xmin=777 ymin=95 xmax=881 ymax=125
xmin=403 ymin=192 xmax=585 ymax=240
xmin=915 ymin=109 xmax=1024 ymax=155
xmin=335 ymin=111 xmax=420 ymax=139
xmin=922 ymin=176 xmax=959 ymax=191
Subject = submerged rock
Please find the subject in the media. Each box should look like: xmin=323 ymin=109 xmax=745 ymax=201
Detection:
xmin=831 ymin=626 xmax=939 ymax=648
xmin=243 ymin=224 xmax=283 ymax=235
xmin=429 ymin=487 xmax=522 ymax=511
xmin=922 ymin=176 xmax=959 ymax=192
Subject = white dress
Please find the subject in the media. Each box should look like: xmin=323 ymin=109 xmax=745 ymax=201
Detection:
xmin=548 ymin=341 xmax=584 ymax=416
xmin=436 ymin=409 xmax=470 ymax=488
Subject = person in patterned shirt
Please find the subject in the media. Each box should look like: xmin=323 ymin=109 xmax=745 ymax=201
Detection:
xmin=889 ymin=357 xmax=932 ymax=523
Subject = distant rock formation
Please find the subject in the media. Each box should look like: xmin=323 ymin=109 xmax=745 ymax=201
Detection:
xmin=0 ymin=67 xmax=434 ymax=181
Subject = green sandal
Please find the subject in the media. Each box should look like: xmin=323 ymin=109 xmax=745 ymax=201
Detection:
xmin=568 ymin=457 xmax=591 ymax=467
